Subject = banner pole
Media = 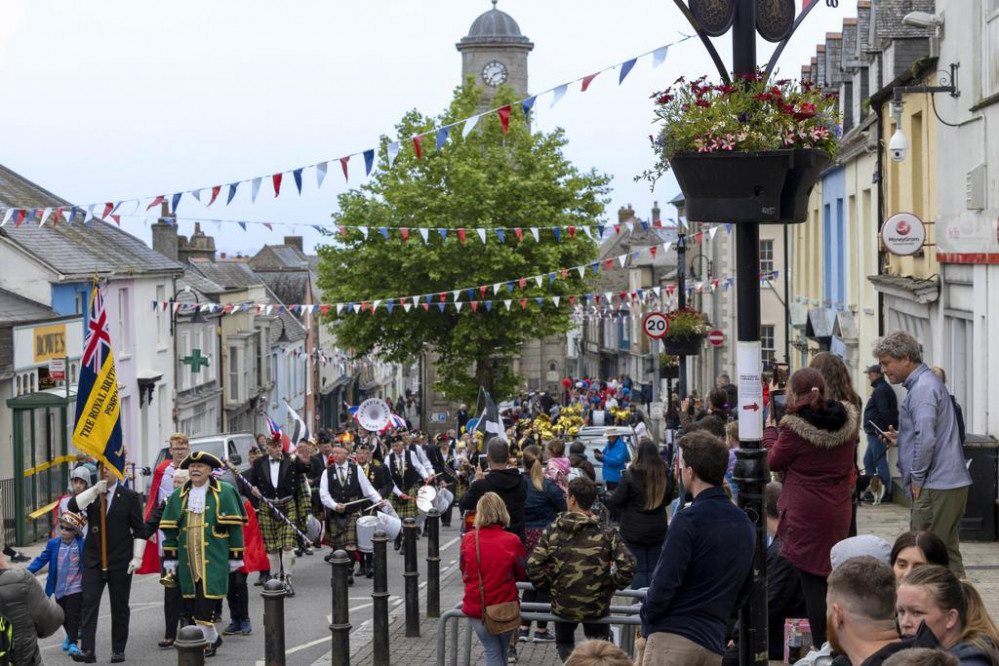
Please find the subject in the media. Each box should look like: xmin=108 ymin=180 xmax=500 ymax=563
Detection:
xmin=99 ymin=465 xmax=108 ymax=577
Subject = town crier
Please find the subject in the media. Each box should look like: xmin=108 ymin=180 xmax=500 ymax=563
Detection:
xmin=160 ymin=451 xmax=247 ymax=658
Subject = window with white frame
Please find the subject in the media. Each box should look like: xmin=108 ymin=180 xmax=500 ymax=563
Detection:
xmin=156 ymin=285 xmax=165 ymax=346
xmin=760 ymin=239 xmax=775 ymax=276
xmin=228 ymin=345 xmax=241 ymax=403
xmin=986 ymin=1 xmax=999 ymax=98
xmin=117 ymin=288 xmax=130 ymax=350
xmin=761 ymin=325 xmax=776 ymax=367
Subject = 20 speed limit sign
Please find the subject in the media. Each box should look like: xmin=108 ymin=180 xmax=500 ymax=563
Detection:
xmin=642 ymin=312 xmax=670 ymax=340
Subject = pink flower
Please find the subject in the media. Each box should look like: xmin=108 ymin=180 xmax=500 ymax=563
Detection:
xmin=810 ymin=126 xmax=830 ymax=140
xmin=720 ymin=134 xmax=735 ymax=150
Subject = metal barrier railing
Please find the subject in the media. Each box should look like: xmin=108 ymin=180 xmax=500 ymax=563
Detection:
xmin=436 ymin=586 xmax=647 ymax=666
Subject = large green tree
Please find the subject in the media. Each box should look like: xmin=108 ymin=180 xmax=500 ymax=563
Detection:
xmin=316 ymin=81 xmax=609 ymax=404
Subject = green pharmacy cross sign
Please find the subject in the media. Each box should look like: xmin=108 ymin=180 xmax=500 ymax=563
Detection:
xmin=181 ymin=349 xmax=210 ymax=373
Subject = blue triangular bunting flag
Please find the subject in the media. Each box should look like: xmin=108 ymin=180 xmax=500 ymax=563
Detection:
xmin=293 ymin=168 xmax=303 ymax=195
xmin=363 ymin=150 xmax=375 ymax=176
xmin=522 ymin=96 xmax=537 ymax=117
xmin=619 ymin=58 xmax=637 ymax=84
xmin=436 ymin=127 xmax=450 ymax=151
xmin=227 ymin=183 xmax=238 ymax=205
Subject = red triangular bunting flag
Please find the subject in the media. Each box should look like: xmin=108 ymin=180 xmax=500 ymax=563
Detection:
xmin=650 ymin=245 xmax=658 ymax=258
xmin=422 ymin=303 xmax=430 ymax=311
xmin=581 ymin=73 xmax=599 ymax=92
xmin=514 ymin=228 xmax=523 ymax=242
xmin=497 ymin=106 xmax=512 ymax=136
xmin=695 ymin=232 xmax=703 ymax=244
xmin=338 ymin=225 xmax=347 ymax=236
xmin=208 ymin=186 xmax=221 ymax=206
xmin=146 ymin=195 xmax=166 ymax=212
xmin=561 ymin=269 xmax=569 ymax=279
xmin=102 ymin=202 xmax=114 ymax=219
xmin=614 ymin=224 xmax=620 ymax=233
xmin=620 ymin=292 xmax=628 ymax=302
xmin=605 ymin=259 xmax=613 ymax=271
xmin=400 ymin=228 xmax=410 ymax=241
xmin=399 ymin=298 xmax=407 ymax=305
xmin=111 ymin=215 xmax=121 ymax=226
xmin=263 ymin=222 xmax=273 ymax=231
xmin=479 ymin=286 xmax=488 ymax=297
xmin=457 ymin=229 xmax=466 ymax=244
xmin=14 ymin=210 xmax=26 ymax=228
xmin=568 ymin=226 xmax=576 ymax=238
xmin=518 ymin=278 xmax=527 ymax=289
xmin=272 ymin=173 xmax=283 ymax=197
xmin=470 ymin=302 xmax=479 ymax=312
xmin=519 ymin=299 xmax=527 ymax=309
xmin=439 ymin=293 xmax=447 ymax=303
xmin=568 ymin=296 xmax=576 ymax=305
xmin=413 ymin=135 xmax=423 ymax=160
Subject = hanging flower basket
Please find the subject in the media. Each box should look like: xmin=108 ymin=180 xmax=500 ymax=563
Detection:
xmin=663 ymin=334 xmax=705 ymax=356
xmin=640 ymin=71 xmax=841 ymax=224
xmin=660 ymin=364 xmax=680 ymax=379
xmin=670 ymin=148 xmax=831 ymax=223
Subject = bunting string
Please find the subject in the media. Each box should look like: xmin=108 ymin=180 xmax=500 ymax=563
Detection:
xmin=0 ymin=36 xmax=694 ymax=229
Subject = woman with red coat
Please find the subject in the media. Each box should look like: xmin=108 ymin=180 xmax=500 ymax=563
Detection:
xmin=763 ymin=367 xmax=858 ymax=651
xmin=460 ymin=492 xmax=526 ymax=666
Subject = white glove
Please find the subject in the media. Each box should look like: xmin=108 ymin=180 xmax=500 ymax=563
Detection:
xmin=163 ymin=560 xmax=178 ymax=574
xmin=127 ymin=539 xmax=147 ymax=575
xmin=228 ymin=559 xmax=244 ymax=573
xmin=75 ymin=479 xmax=108 ymax=510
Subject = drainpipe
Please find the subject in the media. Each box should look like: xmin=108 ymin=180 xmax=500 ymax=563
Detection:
xmin=875 ymin=104 xmax=886 ymax=336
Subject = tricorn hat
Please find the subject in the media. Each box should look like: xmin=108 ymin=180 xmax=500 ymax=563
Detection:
xmin=180 ymin=450 xmax=224 ymax=470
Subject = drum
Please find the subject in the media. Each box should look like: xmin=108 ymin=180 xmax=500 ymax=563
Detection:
xmin=306 ymin=514 xmax=324 ymax=544
xmin=434 ymin=487 xmax=453 ymax=513
xmin=356 ymin=515 xmax=380 ymax=553
xmin=376 ymin=510 xmax=402 ymax=540
xmin=416 ymin=485 xmax=438 ymax=514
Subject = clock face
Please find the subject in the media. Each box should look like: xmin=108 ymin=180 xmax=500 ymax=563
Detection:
xmin=481 ymin=60 xmax=508 ymax=87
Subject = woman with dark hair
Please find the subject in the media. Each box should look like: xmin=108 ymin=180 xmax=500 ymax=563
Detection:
xmin=763 ymin=367 xmax=858 ymax=650
xmin=605 ymin=438 xmax=669 ymax=589
xmin=892 ymin=530 xmax=951 ymax=585
xmin=898 ymin=565 xmax=999 ymax=664
xmin=810 ymin=352 xmax=863 ymax=536
xmin=519 ymin=445 xmax=565 ymax=643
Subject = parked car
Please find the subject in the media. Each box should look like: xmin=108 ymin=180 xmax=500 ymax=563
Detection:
xmin=153 ymin=433 xmax=256 ymax=492
xmin=573 ymin=426 xmax=639 ymax=487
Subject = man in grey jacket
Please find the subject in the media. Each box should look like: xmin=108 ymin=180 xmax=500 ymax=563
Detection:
xmin=0 ymin=548 xmax=64 ymax=665
xmin=874 ymin=331 xmax=972 ymax=577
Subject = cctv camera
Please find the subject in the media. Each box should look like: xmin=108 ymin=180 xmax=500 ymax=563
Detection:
xmin=889 ymin=128 xmax=908 ymax=162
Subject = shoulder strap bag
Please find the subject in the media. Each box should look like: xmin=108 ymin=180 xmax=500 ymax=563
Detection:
xmin=475 ymin=528 xmax=521 ymax=635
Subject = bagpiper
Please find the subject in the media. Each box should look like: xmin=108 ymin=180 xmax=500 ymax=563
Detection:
xmin=245 ymin=434 xmax=311 ymax=596
xmin=318 ymin=440 xmax=386 ymax=584
xmin=159 ymin=451 xmax=247 ymax=659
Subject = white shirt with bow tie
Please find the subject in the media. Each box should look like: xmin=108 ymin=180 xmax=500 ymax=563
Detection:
xmin=318 ymin=463 xmax=382 ymax=512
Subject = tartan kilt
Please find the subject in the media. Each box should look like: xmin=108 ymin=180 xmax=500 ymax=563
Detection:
xmin=258 ymin=497 xmax=298 ymax=551
xmin=391 ymin=485 xmax=421 ymax=519
xmin=324 ymin=512 xmax=359 ymax=550
xmin=296 ymin=478 xmax=311 ymax=531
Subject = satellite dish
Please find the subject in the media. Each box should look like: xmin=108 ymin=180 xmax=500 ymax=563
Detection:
xmin=356 ymin=398 xmax=391 ymax=432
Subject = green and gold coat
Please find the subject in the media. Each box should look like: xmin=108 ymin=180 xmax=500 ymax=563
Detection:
xmin=160 ymin=478 xmax=247 ymax=599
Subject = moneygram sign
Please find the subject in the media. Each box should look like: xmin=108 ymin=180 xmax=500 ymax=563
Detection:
xmin=881 ymin=212 xmax=926 ymax=256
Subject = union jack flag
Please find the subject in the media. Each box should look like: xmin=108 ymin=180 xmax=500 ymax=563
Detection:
xmin=82 ymin=286 xmax=112 ymax=374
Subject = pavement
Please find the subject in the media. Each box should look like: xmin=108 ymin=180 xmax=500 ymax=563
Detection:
xmin=8 ymin=501 xmax=998 ymax=666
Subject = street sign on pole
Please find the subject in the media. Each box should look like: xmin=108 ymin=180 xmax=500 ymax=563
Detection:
xmin=642 ymin=312 xmax=670 ymax=340
xmin=707 ymin=329 xmax=725 ymax=347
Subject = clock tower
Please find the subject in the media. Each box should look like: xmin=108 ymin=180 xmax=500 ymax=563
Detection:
xmin=456 ymin=0 xmax=533 ymax=108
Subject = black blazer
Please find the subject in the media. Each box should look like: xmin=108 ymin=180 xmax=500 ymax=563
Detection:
xmin=246 ymin=454 xmax=309 ymax=501
xmin=361 ymin=462 xmax=394 ymax=500
xmin=68 ymin=483 xmax=144 ymax=572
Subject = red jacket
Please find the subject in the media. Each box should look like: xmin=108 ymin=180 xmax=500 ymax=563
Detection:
xmin=460 ymin=525 xmax=526 ymax=619
xmin=763 ymin=401 xmax=858 ymax=577
xmin=239 ymin=500 xmax=269 ymax=573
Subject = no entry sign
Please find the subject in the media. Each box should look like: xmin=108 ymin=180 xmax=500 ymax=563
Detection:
xmin=707 ymin=329 xmax=725 ymax=346
xmin=642 ymin=312 xmax=670 ymax=339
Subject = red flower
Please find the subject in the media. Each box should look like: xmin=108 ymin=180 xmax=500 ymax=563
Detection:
xmin=717 ymin=85 xmax=738 ymax=94
xmin=657 ymin=94 xmax=673 ymax=104
xmin=695 ymin=99 xmax=712 ymax=108
xmin=755 ymin=93 xmax=772 ymax=102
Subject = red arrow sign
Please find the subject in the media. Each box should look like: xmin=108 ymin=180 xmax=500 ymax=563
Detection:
xmin=742 ymin=403 xmax=760 ymax=412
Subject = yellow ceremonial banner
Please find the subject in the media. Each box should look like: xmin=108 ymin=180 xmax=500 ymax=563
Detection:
xmin=73 ymin=352 xmax=125 ymax=481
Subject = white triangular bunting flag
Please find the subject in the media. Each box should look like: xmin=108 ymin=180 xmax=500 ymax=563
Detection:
xmin=582 ymin=226 xmax=593 ymax=239
xmin=653 ymin=286 xmax=661 ymax=297
xmin=552 ymin=296 xmax=561 ymax=307
xmin=251 ymin=177 xmax=262 ymax=203
xmin=653 ymin=46 xmax=669 ymax=67
xmin=403 ymin=303 xmax=412 ymax=312
xmin=626 ymin=222 xmax=634 ymax=234
xmin=455 ymin=301 xmax=463 ymax=312
xmin=0 ymin=209 xmax=13 ymax=227
xmin=493 ymin=283 xmax=502 ymax=295
xmin=266 ymin=305 xmax=274 ymax=315
xmin=413 ymin=295 xmax=421 ymax=306
xmin=372 ymin=300 xmax=381 ymax=311
xmin=191 ymin=189 xmax=202 ymax=203
xmin=709 ymin=226 xmax=719 ymax=240
xmin=419 ymin=228 xmax=429 ymax=243
xmin=336 ymin=304 xmax=344 ymax=315
xmin=504 ymin=300 xmax=512 ymax=310
xmin=534 ymin=276 xmax=542 ymax=288
xmin=550 ymin=84 xmax=568 ymax=108
xmin=576 ymin=266 xmax=585 ymax=278
xmin=462 ymin=115 xmax=479 ymax=139
xmin=617 ymin=254 xmax=627 ymax=268
xmin=452 ymin=290 xmax=461 ymax=302
xmin=476 ymin=228 xmax=486 ymax=244
xmin=387 ymin=142 xmax=401 ymax=167
xmin=530 ymin=227 xmax=540 ymax=242
xmin=358 ymin=226 xmax=369 ymax=239
xmin=317 ymin=162 xmax=328 ymax=189
xmin=40 ymin=208 xmax=53 ymax=227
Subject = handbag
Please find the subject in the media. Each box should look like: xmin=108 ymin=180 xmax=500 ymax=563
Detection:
xmin=475 ymin=527 xmax=521 ymax=635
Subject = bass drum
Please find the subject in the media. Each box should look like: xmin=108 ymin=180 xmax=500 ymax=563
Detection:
xmin=305 ymin=514 xmax=324 ymax=545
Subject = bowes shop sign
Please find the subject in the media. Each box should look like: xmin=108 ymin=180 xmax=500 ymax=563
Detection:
xmin=881 ymin=213 xmax=926 ymax=256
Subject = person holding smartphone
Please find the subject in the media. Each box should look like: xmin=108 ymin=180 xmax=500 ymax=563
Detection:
xmin=861 ymin=364 xmax=898 ymax=503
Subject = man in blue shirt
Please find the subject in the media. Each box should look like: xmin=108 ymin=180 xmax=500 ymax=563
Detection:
xmin=874 ymin=331 xmax=972 ymax=578
xmin=593 ymin=428 xmax=629 ymax=490
xmin=640 ymin=431 xmax=755 ymax=665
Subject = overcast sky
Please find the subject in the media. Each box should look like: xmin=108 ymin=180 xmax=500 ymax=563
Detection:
xmin=0 ymin=0 xmax=858 ymax=256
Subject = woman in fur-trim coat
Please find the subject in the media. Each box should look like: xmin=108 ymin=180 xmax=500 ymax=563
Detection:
xmin=763 ymin=367 xmax=858 ymax=650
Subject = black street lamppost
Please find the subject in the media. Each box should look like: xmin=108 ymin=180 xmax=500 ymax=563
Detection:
xmin=668 ymin=1 xmax=836 ymax=663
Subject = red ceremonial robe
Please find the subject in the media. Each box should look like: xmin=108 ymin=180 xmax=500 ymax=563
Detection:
xmin=136 ymin=459 xmax=172 ymax=575
xmin=239 ymin=499 xmax=269 ymax=573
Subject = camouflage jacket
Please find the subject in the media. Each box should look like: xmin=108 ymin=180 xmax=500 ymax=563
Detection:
xmin=526 ymin=511 xmax=636 ymax=622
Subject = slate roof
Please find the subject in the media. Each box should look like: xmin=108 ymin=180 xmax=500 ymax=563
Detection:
xmin=256 ymin=272 xmax=311 ymax=307
xmin=271 ymin=309 xmax=307 ymax=345
xmin=189 ymin=259 xmax=264 ymax=290
xmin=177 ymin=269 xmax=230 ymax=303
xmin=871 ymin=0 xmax=935 ymax=44
xmin=0 ymin=288 xmax=58 ymax=326
xmin=249 ymin=244 xmax=310 ymax=271
xmin=0 ymin=164 xmax=183 ymax=278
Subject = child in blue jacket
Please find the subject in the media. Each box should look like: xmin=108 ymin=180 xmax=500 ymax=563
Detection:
xmin=28 ymin=511 xmax=86 ymax=656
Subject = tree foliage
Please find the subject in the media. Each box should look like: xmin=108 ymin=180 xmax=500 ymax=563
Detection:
xmin=316 ymin=81 xmax=610 ymax=404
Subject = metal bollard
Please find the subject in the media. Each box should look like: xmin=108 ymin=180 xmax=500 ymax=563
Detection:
xmin=403 ymin=517 xmax=420 ymax=637
xmin=330 ymin=549 xmax=352 ymax=666
xmin=426 ymin=509 xmax=441 ymax=618
xmin=174 ymin=624 xmax=206 ymax=666
xmin=371 ymin=530 xmax=391 ymax=666
xmin=262 ymin=577 xmax=288 ymax=666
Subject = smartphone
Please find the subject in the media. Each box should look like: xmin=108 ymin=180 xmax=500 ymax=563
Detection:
xmin=771 ymin=391 xmax=787 ymax=423
xmin=867 ymin=420 xmax=888 ymax=436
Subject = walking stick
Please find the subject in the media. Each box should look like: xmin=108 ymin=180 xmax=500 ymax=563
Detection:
xmin=99 ymin=465 xmax=108 ymax=577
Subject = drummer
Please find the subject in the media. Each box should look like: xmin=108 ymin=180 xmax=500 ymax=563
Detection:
xmin=354 ymin=442 xmax=394 ymax=578
xmin=386 ymin=434 xmax=433 ymax=552
xmin=318 ymin=441 xmax=386 ymax=585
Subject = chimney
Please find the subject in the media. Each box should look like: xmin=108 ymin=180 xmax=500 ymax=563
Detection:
xmin=651 ymin=201 xmax=661 ymax=225
xmin=151 ymin=220 xmax=178 ymax=261
xmin=618 ymin=204 xmax=635 ymax=223
xmin=220 ymin=252 xmax=227 ymax=260
xmin=284 ymin=236 xmax=304 ymax=252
